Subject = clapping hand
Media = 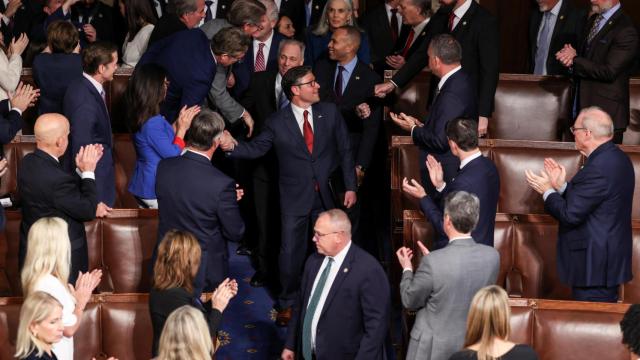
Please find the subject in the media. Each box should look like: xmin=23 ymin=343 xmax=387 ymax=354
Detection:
xmin=389 ymin=112 xmax=422 ymax=132
xmin=75 ymin=144 xmax=104 ymax=173
xmin=10 ymin=82 xmax=39 ymax=112
xmin=8 ymin=33 xmax=28 ymax=57
xmin=68 ymin=269 xmax=102 ymax=309
xmin=402 ymin=177 xmax=426 ymax=199
xmin=525 ymin=168 xmax=553 ymax=195
xmin=425 ymin=155 xmax=444 ymax=190
xmin=211 ymin=278 xmax=238 ymax=312
xmin=416 ymin=240 xmax=429 ymax=256
xmin=543 ymin=158 xmax=566 ymax=191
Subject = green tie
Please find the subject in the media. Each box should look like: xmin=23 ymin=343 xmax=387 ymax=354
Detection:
xmin=302 ymin=258 xmax=334 ymax=360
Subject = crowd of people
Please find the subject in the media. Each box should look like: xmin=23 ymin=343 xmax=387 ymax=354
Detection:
xmin=0 ymin=0 xmax=638 ymax=359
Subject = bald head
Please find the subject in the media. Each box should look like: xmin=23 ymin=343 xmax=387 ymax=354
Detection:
xmin=578 ymin=107 xmax=614 ymax=140
xmin=34 ymin=114 xmax=70 ymax=156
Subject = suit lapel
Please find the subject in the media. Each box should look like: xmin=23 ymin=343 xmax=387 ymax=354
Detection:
xmin=550 ymin=0 xmax=569 ymax=42
xmin=283 ymin=106 xmax=312 ymax=156
xmin=342 ymin=61 xmax=362 ymax=99
xmin=587 ymin=9 xmax=622 ymax=56
xmin=452 ymin=0 xmax=478 ymax=37
xmin=310 ymin=103 xmax=325 ymax=158
xmin=319 ymin=245 xmax=355 ymax=319
xmin=83 ymin=77 xmax=110 ymax=125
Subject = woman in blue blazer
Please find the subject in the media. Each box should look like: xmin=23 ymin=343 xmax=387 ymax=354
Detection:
xmin=126 ymin=63 xmax=199 ymax=208
xmin=305 ymin=0 xmax=371 ymax=66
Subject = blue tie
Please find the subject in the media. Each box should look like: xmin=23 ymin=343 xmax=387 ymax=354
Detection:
xmin=534 ymin=12 xmax=552 ymax=75
xmin=205 ymin=0 xmax=213 ymax=22
xmin=278 ymin=88 xmax=289 ymax=109
xmin=302 ymin=258 xmax=334 ymax=360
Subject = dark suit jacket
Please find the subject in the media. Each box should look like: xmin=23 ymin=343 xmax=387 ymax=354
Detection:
xmin=69 ymin=1 xmax=115 ymax=45
xmin=241 ymin=69 xmax=278 ymax=133
xmin=0 ymin=0 xmax=41 ymax=44
xmin=156 ymin=151 xmax=245 ymax=290
xmin=283 ymin=0 xmax=326 ymax=41
xmin=140 ymin=28 xmax=216 ymax=122
xmin=285 ymin=243 xmax=390 ymax=360
xmin=147 ymin=13 xmax=188 ymax=45
xmin=0 ymin=100 xmax=23 ymax=230
xmin=212 ymin=0 xmax=233 ymax=20
xmin=32 ymin=53 xmax=83 ymax=115
xmin=18 ymin=149 xmax=97 ymax=259
xmin=528 ymin=1 xmax=587 ymax=75
xmin=149 ymin=287 xmax=222 ymax=356
xmin=420 ymin=155 xmax=499 ymax=249
xmin=545 ymin=141 xmax=634 ymax=287
xmin=573 ymin=8 xmax=639 ymax=130
xmin=231 ymin=102 xmax=356 ymax=215
xmin=361 ymin=4 xmax=411 ymax=74
xmin=412 ymin=69 xmax=476 ymax=191
xmin=232 ymin=31 xmax=285 ymax=98
xmin=63 ymin=76 xmax=115 ymax=206
xmin=315 ymin=58 xmax=382 ymax=169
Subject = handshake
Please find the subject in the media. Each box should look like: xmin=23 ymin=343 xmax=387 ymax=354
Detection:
xmin=218 ymin=130 xmax=238 ymax=152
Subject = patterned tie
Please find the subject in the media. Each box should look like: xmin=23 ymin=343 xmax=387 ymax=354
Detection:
xmin=586 ymin=14 xmax=604 ymax=44
xmin=334 ymin=66 xmax=345 ymax=102
xmin=401 ymin=29 xmax=415 ymax=57
xmin=100 ymin=89 xmax=106 ymax=106
xmin=303 ymin=110 xmax=314 ymax=154
xmin=204 ymin=0 xmax=213 ymax=22
xmin=278 ymin=88 xmax=289 ymax=109
xmin=534 ymin=12 xmax=552 ymax=75
xmin=255 ymin=42 xmax=266 ymax=72
xmin=390 ymin=8 xmax=399 ymax=42
xmin=448 ymin=12 xmax=456 ymax=32
xmin=302 ymin=258 xmax=334 ymax=360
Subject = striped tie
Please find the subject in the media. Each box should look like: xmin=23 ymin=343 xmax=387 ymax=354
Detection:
xmin=302 ymin=258 xmax=334 ymax=360
xmin=255 ymin=43 xmax=266 ymax=72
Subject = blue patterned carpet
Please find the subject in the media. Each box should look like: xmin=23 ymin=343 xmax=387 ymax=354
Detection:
xmin=215 ymin=243 xmax=287 ymax=360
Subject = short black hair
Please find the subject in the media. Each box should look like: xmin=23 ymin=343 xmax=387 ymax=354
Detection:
xmin=282 ymin=65 xmax=312 ymax=100
xmin=621 ymin=304 xmax=640 ymax=356
xmin=184 ymin=109 xmax=225 ymax=151
xmin=82 ymin=42 xmax=118 ymax=75
xmin=429 ymin=33 xmax=462 ymax=65
xmin=446 ymin=118 xmax=478 ymax=151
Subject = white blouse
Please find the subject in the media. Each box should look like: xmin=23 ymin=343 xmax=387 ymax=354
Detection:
xmin=121 ymin=24 xmax=155 ymax=68
xmin=0 ymin=49 xmax=21 ymax=101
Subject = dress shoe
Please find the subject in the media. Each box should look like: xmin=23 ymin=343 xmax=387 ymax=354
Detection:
xmin=276 ymin=307 xmax=292 ymax=327
xmin=250 ymin=272 xmax=266 ymax=287
xmin=236 ymin=245 xmax=252 ymax=256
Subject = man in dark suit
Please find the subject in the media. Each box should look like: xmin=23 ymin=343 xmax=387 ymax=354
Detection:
xmin=281 ymin=0 xmax=325 ymax=41
xmin=402 ymin=117 xmax=499 ymax=249
xmin=556 ymin=0 xmax=639 ymax=144
xmin=529 ymin=0 xmax=587 ymax=75
xmin=221 ymin=65 xmax=357 ymax=325
xmin=0 ymin=0 xmax=41 ymax=44
xmin=240 ymin=39 xmax=305 ymax=287
xmin=63 ymin=42 xmax=118 ymax=208
xmin=526 ymin=107 xmax=634 ymax=302
xmin=19 ymin=113 xmax=103 ymax=283
xmin=232 ymin=0 xmax=286 ymax=99
xmin=361 ymin=0 xmax=411 ymax=75
xmin=390 ymin=34 xmax=476 ymax=196
xmin=148 ymin=0 xmax=205 ymax=45
xmin=281 ymin=209 xmax=390 ymax=360
xmin=155 ymin=109 xmax=245 ymax=296
xmin=203 ymin=0 xmax=233 ymax=21
xmin=315 ymin=25 xmax=382 ymax=249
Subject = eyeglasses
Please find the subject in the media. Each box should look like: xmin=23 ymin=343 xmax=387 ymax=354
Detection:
xmin=570 ymin=126 xmax=590 ymax=134
xmin=295 ymin=80 xmax=318 ymax=87
xmin=313 ymin=230 xmax=343 ymax=238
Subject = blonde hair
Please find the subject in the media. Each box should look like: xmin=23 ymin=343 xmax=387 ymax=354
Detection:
xmin=313 ymin=0 xmax=361 ymax=36
xmin=152 ymin=230 xmax=201 ymax=293
xmin=15 ymin=292 xmax=63 ymax=359
xmin=157 ymin=305 xmax=214 ymax=360
xmin=464 ymin=285 xmax=511 ymax=360
xmin=21 ymin=217 xmax=71 ymax=296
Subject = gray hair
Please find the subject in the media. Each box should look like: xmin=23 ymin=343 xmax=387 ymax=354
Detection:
xmin=579 ymin=106 xmax=614 ymax=139
xmin=174 ymin=0 xmax=198 ymax=17
xmin=259 ymin=0 xmax=279 ymax=22
xmin=278 ymin=39 xmax=306 ymax=59
xmin=228 ymin=0 xmax=266 ymax=26
xmin=406 ymin=0 xmax=432 ymax=17
xmin=184 ymin=109 xmax=226 ymax=151
xmin=444 ymin=191 xmax=480 ymax=234
xmin=429 ymin=34 xmax=462 ymax=65
xmin=319 ymin=209 xmax=352 ymax=235
xmin=313 ymin=0 xmax=362 ymax=36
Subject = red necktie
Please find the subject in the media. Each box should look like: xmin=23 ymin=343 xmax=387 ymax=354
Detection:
xmin=448 ymin=12 xmax=456 ymax=32
xmin=390 ymin=8 xmax=399 ymax=42
xmin=303 ymin=110 xmax=313 ymax=154
xmin=254 ymin=42 xmax=266 ymax=72
xmin=401 ymin=29 xmax=415 ymax=57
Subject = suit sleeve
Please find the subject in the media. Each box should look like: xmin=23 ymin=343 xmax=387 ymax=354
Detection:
xmin=335 ymin=108 xmax=357 ymax=191
xmin=52 ymin=177 xmax=98 ymax=222
xmin=419 ymin=196 xmax=445 ymax=238
xmin=400 ymin=255 xmax=434 ymax=311
xmin=411 ymin=93 xmax=462 ymax=152
xmin=544 ymin=167 xmax=608 ymax=227
xmin=0 ymin=106 xmax=23 ymax=144
xmin=217 ymin=179 xmax=245 ymax=243
xmin=68 ymin=101 xmax=99 ymax=158
xmin=476 ymin=16 xmax=500 ymax=118
xmin=391 ymin=39 xmax=429 ymax=89
xmin=230 ymin=118 xmax=276 ymax=159
xmin=207 ymin=67 xmax=244 ymax=122
xmin=0 ymin=51 xmax=21 ymax=95
xmin=573 ymin=25 xmax=639 ymax=82
xmin=355 ymin=264 xmax=390 ymax=360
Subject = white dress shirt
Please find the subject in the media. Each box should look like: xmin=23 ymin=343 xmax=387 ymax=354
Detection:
xmin=409 ymin=17 xmax=431 ymax=48
xmin=253 ymin=30 xmax=275 ymax=64
xmin=451 ymin=0 xmax=473 ymax=30
xmin=308 ymin=241 xmax=352 ymax=350
xmin=291 ymin=103 xmax=314 ymax=134
xmin=275 ymin=72 xmax=283 ymax=106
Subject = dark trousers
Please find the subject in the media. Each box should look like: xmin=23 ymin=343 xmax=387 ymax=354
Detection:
xmin=572 ymin=285 xmax=619 ymax=303
xmin=252 ymin=163 xmax=281 ymax=276
xmin=278 ymin=194 xmax=325 ymax=309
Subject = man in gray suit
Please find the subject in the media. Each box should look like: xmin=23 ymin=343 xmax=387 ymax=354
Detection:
xmin=397 ymin=190 xmax=499 ymax=360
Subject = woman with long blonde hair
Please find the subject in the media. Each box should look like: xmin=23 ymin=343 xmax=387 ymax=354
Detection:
xmin=15 ymin=291 xmax=65 ymax=359
xmin=449 ymin=286 xmax=537 ymax=360
xmin=20 ymin=217 xmax=102 ymax=360
xmin=157 ymin=305 xmax=214 ymax=360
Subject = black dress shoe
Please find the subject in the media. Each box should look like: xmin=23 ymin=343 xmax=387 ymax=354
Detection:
xmin=250 ymin=272 xmax=266 ymax=287
xmin=236 ymin=245 xmax=252 ymax=256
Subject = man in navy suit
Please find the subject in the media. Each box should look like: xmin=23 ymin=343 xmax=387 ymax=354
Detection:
xmin=155 ymin=109 xmax=245 ymax=295
xmin=402 ymin=117 xmax=499 ymax=249
xmin=63 ymin=42 xmax=118 ymax=209
xmin=140 ymin=26 xmax=248 ymax=123
xmin=390 ymin=34 xmax=477 ymax=196
xmin=221 ymin=65 xmax=357 ymax=325
xmin=526 ymin=107 xmax=634 ymax=302
xmin=281 ymin=209 xmax=390 ymax=360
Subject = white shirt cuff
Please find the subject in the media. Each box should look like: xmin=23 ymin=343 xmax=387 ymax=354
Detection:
xmin=389 ymin=80 xmax=398 ymax=89
xmin=542 ymin=188 xmax=555 ymax=201
xmin=10 ymin=107 xmax=22 ymax=116
xmin=403 ymin=268 xmax=413 ymax=273
xmin=436 ymin=183 xmax=446 ymax=192
xmin=410 ymin=125 xmax=416 ymax=137
xmin=76 ymin=168 xmax=95 ymax=179
xmin=558 ymin=182 xmax=567 ymax=195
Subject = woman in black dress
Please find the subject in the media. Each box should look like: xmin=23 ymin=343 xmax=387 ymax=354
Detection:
xmin=149 ymin=230 xmax=238 ymax=357
xmin=449 ymin=286 xmax=538 ymax=360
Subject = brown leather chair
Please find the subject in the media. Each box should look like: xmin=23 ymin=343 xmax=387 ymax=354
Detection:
xmin=620 ymin=146 xmax=640 ymax=219
xmin=622 ymin=221 xmax=640 ymax=304
xmin=623 ymin=78 xmax=640 ymax=145
xmin=108 ymin=69 xmax=133 ymax=134
xmin=113 ymin=134 xmax=138 ymax=209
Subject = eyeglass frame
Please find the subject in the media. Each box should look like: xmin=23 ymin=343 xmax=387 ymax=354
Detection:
xmin=313 ymin=230 xmax=343 ymax=239
xmin=570 ymin=126 xmax=590 ymax=135
xmin=295 ymin=79 xmax=318 ymax=87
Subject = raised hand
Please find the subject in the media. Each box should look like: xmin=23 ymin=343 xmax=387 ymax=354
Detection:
xmin=525 ymin=168 xmax=553 ymax=195
xmin=10 ymin=82 xmax=40 ymax=112
xmin=396 ymin=246 xmax=414 ymax=271
xmin=543 ymin=158 xmax=566 ymax=190
xmin=211 ymin=278 xmax=237 ymax=312
xmin=425 ymin=155 xmax=444 ymax=189
xmin=175 ymin=104 xmax=200 ymax=138
xmin=4 ymin=0 xmax=22 ymax=19
xmin=8 ymin=33 xmax=28 ymax=57
xmin=389 ymin=112 xmax=420 ymax=132
xmin=402 ymin=177 xmax=426 ymax=199
xmin=75 ymin=144 xmax=104 ymax=173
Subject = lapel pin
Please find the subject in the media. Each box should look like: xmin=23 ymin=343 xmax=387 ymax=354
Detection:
xmin=318 ymin=114 xmax=323 ymax=118
xmin=560 ymin=15 xmax=564 ymax=20
xmin=98 ymin=13 xmax=103 ymax=18
xmin=222 ymin=4 xmax=225 ymax=8
xmin=315 ymin=5 xmax=319 ymax=10
xmin=355 ymin=76 xmax=360 ymax=80
xmin=463 ymin=21 xmax=467 ymax=26
xmin=343 ymin=268 xmax=349 ymax=273
xmin=608 ymin=21 xmax=613 ymax=25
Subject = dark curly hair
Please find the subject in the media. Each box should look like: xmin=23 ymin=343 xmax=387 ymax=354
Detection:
xmin=621 ymin=304 xmax=640 ymax=355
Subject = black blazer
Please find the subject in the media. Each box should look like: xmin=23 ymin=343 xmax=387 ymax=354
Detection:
xmin=149 ymin=287 xmax=222 ymax=356
xmin=281 ymin=0 xmax=326 ymax=41
xmin=285 ymin=243 xmax=390 ymax=359
xmin=241 ymin=69 xmax=278 ymax=132
xmin=314 ymin=58 xmax=382 ymax=169
xmin=32 ymin=53 xmax=83 ymax=115
xmin=18 ymin=149 xmax=97 ymax=261
xmin=70 ymin=1 xmax=115 ymax=44
xmin=573 ymin=8 xmax=639 ymax=130
xmin=528 ymin=0 xmax=587 ymax=75
xmin=361 ymin=4 xmax=411 ymax=74
xmin=420 ymin=155 xmax=500 ymax=249
xmin=148 ymin=13 xmax=188 ymax=45
xmin=0 ymin=0 xmax=41 ymax=43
